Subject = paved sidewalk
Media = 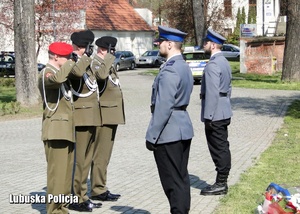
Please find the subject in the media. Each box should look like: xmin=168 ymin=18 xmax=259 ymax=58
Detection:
xmin=0 ymin=69 xmax=299 ymax=214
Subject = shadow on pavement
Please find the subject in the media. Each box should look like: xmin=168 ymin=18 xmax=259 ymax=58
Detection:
xmin=110 ymin=205 xmax=150 ymax=213
xmin=231 ymin=94 xmax=300 ymax=118
xmin=189 ymin=174 xmax=209 ymax=190
xmin=30 ymin=187 xmax=47 ymax=214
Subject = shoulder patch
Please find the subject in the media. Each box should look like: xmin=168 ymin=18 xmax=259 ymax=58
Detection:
xmin=45 ymin=72 xmax=53 ymax=78
xmin=166 ymin=60 xmax=175 ymax=66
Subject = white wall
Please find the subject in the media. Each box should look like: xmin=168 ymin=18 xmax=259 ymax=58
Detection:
xmin=93 ymin=30 xmax=154 ymax=57
xmin=134 ymin=8 xmax=152 ymax=27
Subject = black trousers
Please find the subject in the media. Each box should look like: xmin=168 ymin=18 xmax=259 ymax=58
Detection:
xmin=205 ymin=118 xmax=231 ymax=174
xmin=154 ymin=139 xmax=191 ymax=214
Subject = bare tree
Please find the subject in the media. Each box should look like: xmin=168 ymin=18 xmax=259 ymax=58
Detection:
xmin=157 ymin=0 xmax=229 ymax=45
xmin=0 ymin=0 xmax=14 ymax=50
xmin=161 ymin=0 xmax=194 ymax=43
xmin=35 ymin=0 xmax=86 ymax=58
xmin=192 ymin=0 xmax=206 ymax=46
xmin=281 ymin=0 xmax=300 ymax=81
xmin=14 ymin=0 xmax=39 ymax=106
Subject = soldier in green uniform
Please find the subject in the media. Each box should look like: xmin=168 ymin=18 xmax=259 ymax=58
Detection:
xmin=38 ymin=42 xmax=76 ymax=214
xmin=81 ymin=36 xmax=125 ymax=202
xmin=67 ymin=30 xmax=115 ymax=212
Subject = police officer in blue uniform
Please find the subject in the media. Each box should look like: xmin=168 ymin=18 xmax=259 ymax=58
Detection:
xmin=145 ymin=26 xmax=194 ymax=214
xmin=200 ymin=29 xmax=233 ymax=196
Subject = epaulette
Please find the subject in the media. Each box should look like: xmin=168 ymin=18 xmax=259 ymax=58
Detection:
xmin=166 ymin=60 xmax=175 ymax=66
xmin=210 ymin=56 xmax=216 ymax=60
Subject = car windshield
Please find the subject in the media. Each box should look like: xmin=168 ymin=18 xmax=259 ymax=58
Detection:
xmin=115 ymin=52 xmax=123 ymax=58
xmin=142 ymin=51 xmax=158 ymax=57
xmin=184 ymin=52 xmax=209 ymax=60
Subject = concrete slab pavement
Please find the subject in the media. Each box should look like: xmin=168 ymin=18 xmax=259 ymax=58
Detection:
xmin=0 ymin=69 xmax=299 ymax=214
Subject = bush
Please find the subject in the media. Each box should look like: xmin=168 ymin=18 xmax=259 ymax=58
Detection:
xmin=0 ymin=78 xmax=15 ymax=87
xmin=0 ymin=101 xmax=21 ymax=115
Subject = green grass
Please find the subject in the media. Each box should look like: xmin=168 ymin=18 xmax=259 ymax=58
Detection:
xmin=230 ymin=62 xmax=300 ymax=90
xmin=0 ymin=86 xmax=16 ymax=103
xmin=0 ymin=85 xmax=42 ymax=119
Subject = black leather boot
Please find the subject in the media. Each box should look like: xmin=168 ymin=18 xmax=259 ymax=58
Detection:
xmin=200 ymin=173 xmax=228 ymax=196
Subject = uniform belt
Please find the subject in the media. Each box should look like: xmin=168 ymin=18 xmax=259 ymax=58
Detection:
xmin=219 ymin=92 xmax=228 ymax=97
xmin=173 ymin=105 xmax=187 ymax=111
xmin=150 ymin=105 xmax=187 ymax=113
xmin=200 ymin=93 xmax=228 ymax=100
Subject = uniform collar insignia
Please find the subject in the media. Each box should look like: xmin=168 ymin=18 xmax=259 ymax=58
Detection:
xmin=166 ymin=60 xmax=175 ymax=66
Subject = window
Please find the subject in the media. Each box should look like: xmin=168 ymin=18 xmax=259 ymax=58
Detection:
xmin=249 ymin=0 xmax=256 ymax=6
xmin=224 ymin=0 xmax=232 ymax=17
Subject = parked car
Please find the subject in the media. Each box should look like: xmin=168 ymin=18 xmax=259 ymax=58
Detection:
xmin=113 ymin=51 xmax=136 ymax=71
xmin=135 ymin=50 xmax=166 ymax=68
xmin=0 ymin=52 xmax=45 ymax=76
xmin=221 ymin=44 xmax=240 ymax=61
xmin=182 ymin=48 xmax=210 ymax=84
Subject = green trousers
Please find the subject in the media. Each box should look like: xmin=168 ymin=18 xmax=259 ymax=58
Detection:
xmin=72 ymin=126 xmax=96 ymax=203
xmin=82 ymin=125 xmax=118 ymax=198
xmin=44 ymin=140 xmax=74 ymax=214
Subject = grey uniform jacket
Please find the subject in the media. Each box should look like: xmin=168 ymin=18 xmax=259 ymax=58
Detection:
xmin=200 ymin=52 xmax=233 ymax=122
xmin=146 ymin=54 xmax=194 ymax=145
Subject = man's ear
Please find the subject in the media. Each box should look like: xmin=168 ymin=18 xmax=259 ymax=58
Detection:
xmin=54 ymin=54 xmax=59 ymax=61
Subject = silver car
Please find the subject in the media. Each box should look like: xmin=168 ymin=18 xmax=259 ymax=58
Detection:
xmin=221 ymin=44 xmax=240 ymax=61
xmin=113 ymin=51 xmax=136 ymax=71
xmin=135 ymin=50 xmax=166 ymax=68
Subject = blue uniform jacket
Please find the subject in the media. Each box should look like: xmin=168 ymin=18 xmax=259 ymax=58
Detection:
xmin=200 ymin=52 xmax=233 ymax=122
xmin=146 ymin=54 xmax=194 ymax=144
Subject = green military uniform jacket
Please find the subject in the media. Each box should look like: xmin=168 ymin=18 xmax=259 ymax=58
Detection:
xmin=69 ymin=54 xmax=114 ymax=126
xmin=94 ymin=55 xmax=125 ymax=125
xmin=38 ymin=61 xmax=76 ymax=142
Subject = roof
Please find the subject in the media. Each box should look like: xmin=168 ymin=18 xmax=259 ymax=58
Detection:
xmin=86 ymin=0 xmax=153 ymax=32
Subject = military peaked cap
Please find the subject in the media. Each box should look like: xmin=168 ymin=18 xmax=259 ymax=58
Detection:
xmin=95 ymin=36 xmax=117 ymax=50
xmin=203 ymin=28 xmax=226 ymax=45
xmin=155 ymin=25 xmax=187 ymax=42
xmin=48 ymin=42 xmax=73 ymax=56
xmin=71 ymin=30 xmax=95 ymax=47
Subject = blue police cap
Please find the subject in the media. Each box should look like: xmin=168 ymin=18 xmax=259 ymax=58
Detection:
xmin=203 ymin=28 xmax=226 ymax=45
xmin=156 ymin=26 xmax=187 ymax=42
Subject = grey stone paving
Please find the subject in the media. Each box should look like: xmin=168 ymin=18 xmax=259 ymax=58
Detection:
xmin=0 ymin=69 xmax=299 ymax=214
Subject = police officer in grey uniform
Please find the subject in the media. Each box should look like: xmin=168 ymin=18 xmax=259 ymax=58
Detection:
xmin=145 ymin=26 xmax=194 ymax=214
xmin=200 ymin=29 xmax=233 ymax=196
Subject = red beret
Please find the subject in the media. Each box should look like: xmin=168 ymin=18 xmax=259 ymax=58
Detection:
xmin=49 ymin=42 xmax=73 ymax=56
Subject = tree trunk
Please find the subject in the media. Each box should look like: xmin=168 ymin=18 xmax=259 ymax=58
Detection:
xmin=14 ymin=0 xmax=39 ymax=106
xmin=192 ymin=0 xmax=206 ymax=47
xmin=281 ymin=0 xmax=300 ymax=82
